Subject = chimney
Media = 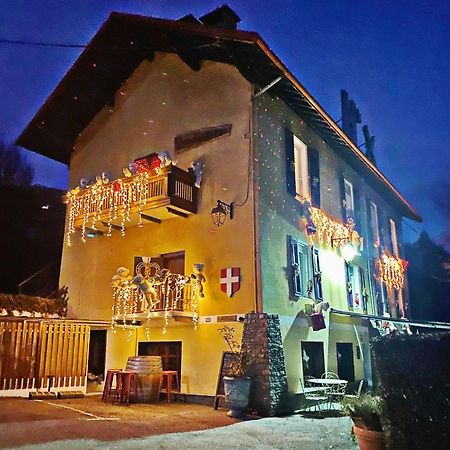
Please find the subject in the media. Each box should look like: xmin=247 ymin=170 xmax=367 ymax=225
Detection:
xmin=362 ymin=125 xmax=377 ymax=166
xmin=199 ymin=5 xmax=241 ymax=30
xmin=340 ymin=89 xmax=361 ymax=145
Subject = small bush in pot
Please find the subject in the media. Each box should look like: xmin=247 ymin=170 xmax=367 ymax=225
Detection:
xmin=218 ymin=325 xmax=251 ymax=418
xmin=343 ymin=394 xmax=386 ymax=450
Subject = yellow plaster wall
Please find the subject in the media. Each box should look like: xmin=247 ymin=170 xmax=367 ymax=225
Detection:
xmin=132 ymin=321 xmax=243 ymax=396
xmin=60 ymin=53 xmax=256 ymax=322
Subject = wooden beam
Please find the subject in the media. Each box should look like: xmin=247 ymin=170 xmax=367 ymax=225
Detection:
xmin=175 ymin=123 xmax=232 ymax=152
xmin=140 ymin=213 xmax=161 ymax=224
xmin=166 ymin=207 xmax=188 ymax=218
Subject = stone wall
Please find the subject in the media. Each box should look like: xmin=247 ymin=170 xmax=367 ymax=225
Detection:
xmin=241 ymin=312 xmax=293 ymax=416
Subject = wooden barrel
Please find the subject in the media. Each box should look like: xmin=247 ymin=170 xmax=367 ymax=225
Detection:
xmin=126 ymin=356 xmax=162 ymax=403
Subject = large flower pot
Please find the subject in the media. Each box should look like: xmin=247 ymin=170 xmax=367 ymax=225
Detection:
xmin=353 ymin=425 xmax=386 ymax=450
xmin=223 ymin=376 xmax=251 ymax=418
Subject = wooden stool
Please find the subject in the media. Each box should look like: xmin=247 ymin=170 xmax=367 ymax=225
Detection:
xmin=158 ymin=370 xmax=179 ymax=403
xmin=117 ymin=371 xmax=137 ymax=405
xmin=102 ymin=369 xmax=122 ymax=402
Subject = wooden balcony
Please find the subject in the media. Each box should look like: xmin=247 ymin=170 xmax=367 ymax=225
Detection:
xmin=65 ymin=165 xmax=198 ymax=240
xmin=112 ymin=278 xmax=198 ymax=326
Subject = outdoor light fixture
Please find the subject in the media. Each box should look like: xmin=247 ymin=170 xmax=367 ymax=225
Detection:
xmin=210 ymin=200 xmax=234 ymax=227
xmin=340 ymin=242 xmax=357 ymax=263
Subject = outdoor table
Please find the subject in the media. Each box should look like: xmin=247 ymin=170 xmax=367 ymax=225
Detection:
xmin=308 ymin=378 xmax=348 ymax=410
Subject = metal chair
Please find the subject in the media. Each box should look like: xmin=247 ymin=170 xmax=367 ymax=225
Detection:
xmin=300 ymin=378 xmax=329 ymax=414
xmin=344 ymin=379 xmax=364 ymax=400
xmin=329 ymin=380 xmax=348 ymax=410
xmin=321 ymin=371 xmax=338 ymax=379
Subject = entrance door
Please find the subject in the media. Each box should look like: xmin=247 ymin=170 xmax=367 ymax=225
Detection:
xmin=336 ymin=342 xmax=355 ymax=381
xmin=301 ymin=341 xmax=325 ymax=378
xmin=138 ymin=341 xmax=182 ymax=385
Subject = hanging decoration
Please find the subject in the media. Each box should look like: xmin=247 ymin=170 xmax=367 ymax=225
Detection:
xmin=64 ymin=151 xmax=187 ymax=246
xmin=111 ymin=261 xmax=204 ymax=334
xmin=307 ymin=206 xmax=362 ymax=251
xmin=377 ymin=252 xmax=406 ymax=290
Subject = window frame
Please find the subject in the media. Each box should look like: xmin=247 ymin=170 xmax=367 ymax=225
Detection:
xmin=343 ymin=178 xmax=355 ymax=220
xmin=369 ymin=201 xmax=380 ymax=247
xmin=289 ymin=236 xmax=311 ymax=298
xmin=390 ymin=219 xmax=399 ymax=257
xmin=293 ymin=135 xmax=310 ymax=201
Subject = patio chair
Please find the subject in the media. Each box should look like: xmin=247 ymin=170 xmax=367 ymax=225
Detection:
xmin=329 ymin=380 xmax=348 ymax=410
xmin=320 ymin=371 xmax=338 ymax=379
xmin=344 ymin=379 xmax=364 ymax=400
xmin=299 ymin=378 xmax=329 ymax=414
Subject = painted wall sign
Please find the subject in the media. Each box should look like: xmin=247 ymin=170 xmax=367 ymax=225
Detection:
xmin=220 ymin=267 xmax=241 ymax=297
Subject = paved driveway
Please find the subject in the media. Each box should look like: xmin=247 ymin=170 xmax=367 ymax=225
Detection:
xmin=0 ymin=396 xmax=356 ymax=449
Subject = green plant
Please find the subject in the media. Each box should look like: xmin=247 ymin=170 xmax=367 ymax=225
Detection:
xmin=218 ymin=325 xmax=248 ymax=378
xmin=343 ymin=393 xmax=383 ymax=431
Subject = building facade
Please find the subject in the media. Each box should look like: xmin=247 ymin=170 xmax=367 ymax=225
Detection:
xmin=17 ymin=7 xmax=420 ymax=398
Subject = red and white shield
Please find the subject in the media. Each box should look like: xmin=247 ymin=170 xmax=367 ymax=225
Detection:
xmin=220 ymin=267 xmax=240 ymax=297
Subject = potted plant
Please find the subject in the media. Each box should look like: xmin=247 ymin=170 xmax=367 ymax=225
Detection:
xmin=218 ymin=325 xmax=251 ymax=418
xmin=343 ymin=394 xmax=386 ymax=450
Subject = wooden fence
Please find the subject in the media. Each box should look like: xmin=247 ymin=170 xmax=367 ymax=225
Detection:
xmin=0 ymin=320 xmax=90 ymax=391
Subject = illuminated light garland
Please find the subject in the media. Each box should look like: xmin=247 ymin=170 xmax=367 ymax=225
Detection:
xmin=308 ymin=206 xmax=362 ymax=251
xmin=377 ymin=253 xmax=406 ymax=290
xmin=64 ymin=169 xmax=157 ymax=245
xmin=111 ymin=265 xmax=201 ymax=334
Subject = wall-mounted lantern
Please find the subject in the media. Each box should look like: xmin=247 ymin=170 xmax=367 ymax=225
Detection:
xmin=211 ymin=200 xmax=234 ymax=227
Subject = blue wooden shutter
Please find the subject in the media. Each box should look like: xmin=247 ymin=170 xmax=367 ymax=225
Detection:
xmin=289 ymin=236 xmax=301 ymax=297
xmin=312 ymin=248 xmax=323 ymax=300
xmin=285 ymin=128 xmax=296 ymax=196
xmin=345 ymin=262 xmax=354 ymax=309
xmin=339 ymin=175 xmax=346 ymax=222
xmin=308 ymin=147 xmax=320 ymax=207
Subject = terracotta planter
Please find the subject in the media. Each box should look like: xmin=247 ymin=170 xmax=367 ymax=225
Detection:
xmin=223 ymin=376 xmax=251 ymax=418
xmin=353 ymin=425 xmax=386 ymax=450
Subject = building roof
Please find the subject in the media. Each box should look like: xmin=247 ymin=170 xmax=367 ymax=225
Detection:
xmin=16 ymin=11 xmax=421 ymax=221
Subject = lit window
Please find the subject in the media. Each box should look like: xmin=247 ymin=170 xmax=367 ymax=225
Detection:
xmin=293 ymin=135 xmax=310 ymax=201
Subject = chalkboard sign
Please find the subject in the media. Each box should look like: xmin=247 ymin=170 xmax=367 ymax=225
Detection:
xmin=213 ymin=351 xmax=240 ymax=409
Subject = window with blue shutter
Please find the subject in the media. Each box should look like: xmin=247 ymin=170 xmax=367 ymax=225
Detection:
xmin=308 ymin=147 xmax=320 ymax=207
xmin=288 ymin=236 xmax=311 ymax=299
xmin=312 ymin=247 xmax=323 ymax=300
xmin=285 ymin=128 xmax=296 ymax=196
xmin=345 ymin=263 xmax=354 ymax=309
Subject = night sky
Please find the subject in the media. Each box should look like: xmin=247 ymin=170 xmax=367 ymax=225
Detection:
xmin=1 ymin=1 xmax=449 ymax=248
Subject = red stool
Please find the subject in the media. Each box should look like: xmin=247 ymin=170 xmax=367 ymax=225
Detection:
xmin=102 ymin=369 xmax=122 ymax=402
xmin=117 ymin=371 xmax=138 ymax=405
xmin=158 ymin=370 xmax=180 ymax=403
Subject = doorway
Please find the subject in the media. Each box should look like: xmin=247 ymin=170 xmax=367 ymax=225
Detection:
xmin=301 ymin=341 xmax=325 ymax=378
xmin=87 ymin=329 xmax=107 ymax=391
xmin=336 ymin=342 xmax=355 ymax=381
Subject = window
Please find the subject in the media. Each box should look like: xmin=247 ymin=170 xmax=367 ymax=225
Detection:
xmin=390 ymin=219 xmax=399 ymax=257
xmin=293 ymin=135 xmax=310 ymax=201
xmin=345 ymin=264 xmax=364 ymax=311
xmin=289 ymin=236 xmax=311 ymax=298
xmin=285 ymin=129 xmax=320 ymax=206
xmin=369 ymin=201 xmax=380 ymax=247
xmin=343 ymin=179 xmax=355 ymax=220
xmin=312 ymin=248 xmax=323 ymax=301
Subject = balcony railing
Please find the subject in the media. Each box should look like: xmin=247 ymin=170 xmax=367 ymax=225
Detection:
xmin=65 ymin=165 xmax=198 ymax=243
xmin=111 ymin=269 xmax=200 ymax=331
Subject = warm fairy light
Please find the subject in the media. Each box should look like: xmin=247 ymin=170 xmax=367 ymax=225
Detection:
xmin=110 ymin=263 xmax=201 ymax=333
xmin=64 ymin=169 xmax=154 ymax=245
xmin=309 ymin=207 xmax=362 ymax=250
xmin=377 ymin=253 xmax=405 ymax=290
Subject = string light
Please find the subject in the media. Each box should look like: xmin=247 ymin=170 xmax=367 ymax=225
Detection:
xmin=377 ymin=253 xmax=405 ymax=290
xmin=111 ymin=264 xmax=201 ymax=334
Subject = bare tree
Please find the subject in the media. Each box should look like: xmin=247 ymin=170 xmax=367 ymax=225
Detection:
xmin=0 ymin=139 xmax=34 ymax=186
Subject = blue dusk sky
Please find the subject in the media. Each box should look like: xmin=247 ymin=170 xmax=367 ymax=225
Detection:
xmin=1 ymin=1 xmax=449 ymax=247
